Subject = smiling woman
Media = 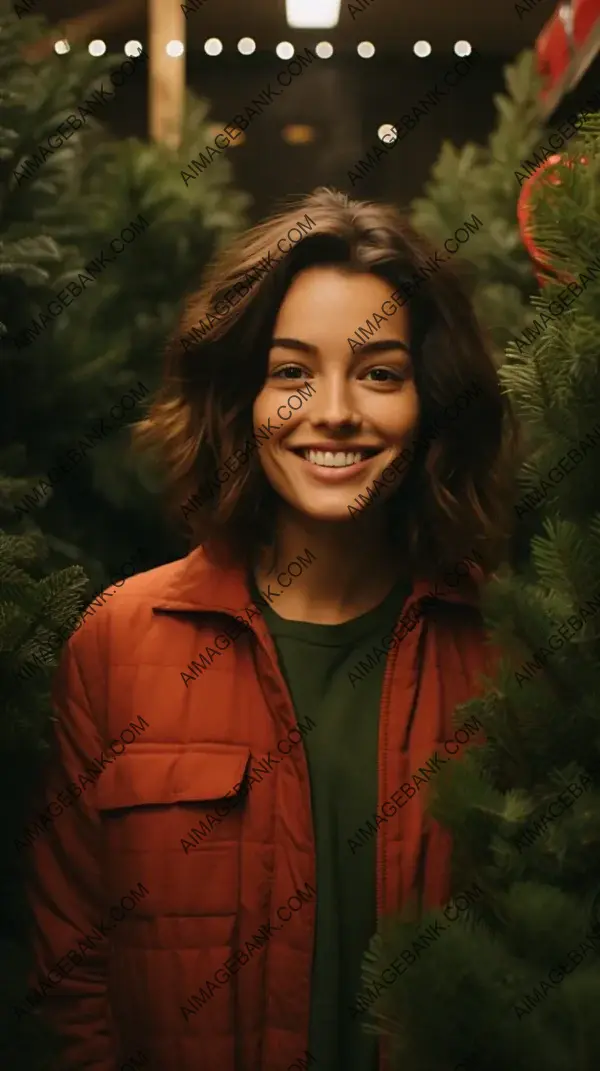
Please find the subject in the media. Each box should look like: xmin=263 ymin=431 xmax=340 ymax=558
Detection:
xmin=135 ymin=186 xmax=517 ymax=579
xmin=27 ymin=187 xmax=519 ymax=1071
xmin=252 ymin=268 xmax=420 ymax=529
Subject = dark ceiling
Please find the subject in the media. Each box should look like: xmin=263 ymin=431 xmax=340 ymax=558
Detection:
xmin=38 ymin=0 xmax=551 ymax=56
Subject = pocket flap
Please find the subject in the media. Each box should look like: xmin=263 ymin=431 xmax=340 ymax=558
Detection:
xmin=93 ymin=743 xmax=251 ymax=811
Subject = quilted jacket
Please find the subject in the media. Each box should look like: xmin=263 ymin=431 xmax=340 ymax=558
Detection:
xmin=22 ymin=544 xmax=497 ymax=1071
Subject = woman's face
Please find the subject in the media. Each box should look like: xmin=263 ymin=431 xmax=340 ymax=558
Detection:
xmin=252 ymin=265 xmax=420 ymax=523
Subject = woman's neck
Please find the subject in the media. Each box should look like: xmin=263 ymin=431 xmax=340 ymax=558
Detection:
xmin=253 ymin=505 xmax=408 ymax=625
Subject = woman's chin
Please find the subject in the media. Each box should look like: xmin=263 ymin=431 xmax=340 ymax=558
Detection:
xmin=286 ymin=495 xmax=371 ymax=524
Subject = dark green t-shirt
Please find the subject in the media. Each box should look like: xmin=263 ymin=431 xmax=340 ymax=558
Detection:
xmin=256 ymin=578 xmax=410 ymax=1071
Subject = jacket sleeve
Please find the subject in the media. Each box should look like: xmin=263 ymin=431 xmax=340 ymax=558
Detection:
xmin=23 ymin=637 xmax=119 ymax=1071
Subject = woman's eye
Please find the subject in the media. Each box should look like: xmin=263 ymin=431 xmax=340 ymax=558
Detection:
xmin=270 ymin=365 xmax=307 ymax=379
xmin=364 ymin=367 xmax=404 ymax=382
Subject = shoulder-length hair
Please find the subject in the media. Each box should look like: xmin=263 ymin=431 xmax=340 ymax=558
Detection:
xmin=133 ymin=187 xmax=520 ymax=580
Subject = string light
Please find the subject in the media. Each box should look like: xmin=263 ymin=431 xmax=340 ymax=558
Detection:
xmin=204 ymin=38 xmax=223 ymax=56
xmin=378 ymin=124 xmax=397 ymax=145
xmin=276 ymin=42 xmax=295 ymax=60
xmin=413 ymin=41 xmax=432 ymax=57
xmin=357 ymin=42 xmax=375 ymax=58
xmin=166 ymin=40 xmax=185 ymax=57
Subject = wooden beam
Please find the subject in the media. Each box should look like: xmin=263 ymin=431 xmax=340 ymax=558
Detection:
xmin=149 ymin=0 xmax=185 ymax=149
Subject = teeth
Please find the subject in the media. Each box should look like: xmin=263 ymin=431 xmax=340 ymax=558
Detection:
xmin=303 ymin=450 xmax=365 ymax=468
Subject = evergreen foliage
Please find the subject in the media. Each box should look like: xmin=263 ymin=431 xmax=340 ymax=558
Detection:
xmin=409 ymin=49 xmax=545 ymax=356
xmin=0 ymin=1 xmax=249 ymax=1063
xmin=364 ymin=116 xmax=600 ymax=1071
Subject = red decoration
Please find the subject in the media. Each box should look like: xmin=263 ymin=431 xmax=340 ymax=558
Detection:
xmin=535 ymin=0 xmax=600 ymax=107
xmin=517 ymin=153 xmax=588 ymax=287
xmin=535 ymin=4 xmax=574 ymax=106
xmin=573 ymin=0 xmax=600 ymax=47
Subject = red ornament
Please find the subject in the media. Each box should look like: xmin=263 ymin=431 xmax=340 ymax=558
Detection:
xmin=517 ymin=152 xmax=588 ymax=287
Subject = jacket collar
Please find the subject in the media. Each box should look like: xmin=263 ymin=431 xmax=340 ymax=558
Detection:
xmin=151 ymin=545 xmax=485 ymax=621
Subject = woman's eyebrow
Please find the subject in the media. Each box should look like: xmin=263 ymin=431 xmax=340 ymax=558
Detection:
xmin=270 ymin=337 xmax=412 ymax=357
xmin=354 ymin=339 xmax=412 ymax=357
xmin=270 ymin=337 xmax=318 ymax=355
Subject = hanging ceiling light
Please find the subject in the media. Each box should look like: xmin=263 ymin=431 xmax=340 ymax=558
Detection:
xmin=286 ymin=0 xmax=341 ymax=29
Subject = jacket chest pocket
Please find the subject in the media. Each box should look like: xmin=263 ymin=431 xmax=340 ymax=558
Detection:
xmin=92 ymin=743 xmax=251 ymax=917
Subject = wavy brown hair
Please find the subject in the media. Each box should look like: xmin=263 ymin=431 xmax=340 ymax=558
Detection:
xmin=133 ymin=187 xmax=520 ymax=579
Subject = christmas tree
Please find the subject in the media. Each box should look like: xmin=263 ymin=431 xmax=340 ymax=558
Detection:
xmin=409 ymin=48 xmax=545 ymax=357
xmin=0 ymin=2 xmax=249 ymax=1063
xmin=2 ymin=0 xmax=249 ymax=581
xmin=361 ymin=115 xmax=600 ymax=1070
xmin=0 ymin=468 xmax=88 ymax=1067
xmin=410 ymin=46 xmax=575 ymax=574
xmin=0 ymin=19 xmax=94 ymax=1062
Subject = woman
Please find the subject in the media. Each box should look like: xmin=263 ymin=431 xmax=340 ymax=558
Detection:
xmin=25 ymin=187 xmax=517 ymax=1071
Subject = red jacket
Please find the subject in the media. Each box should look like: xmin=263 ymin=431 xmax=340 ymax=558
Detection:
xmin=23 ymin=546 xmax=496 ymax=1071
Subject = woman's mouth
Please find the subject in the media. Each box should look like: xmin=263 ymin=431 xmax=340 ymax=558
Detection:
xmin=300 ymin=448 xmax=379 ymax=468
xmin=290 ymin=446 xmax=384 ymax=480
